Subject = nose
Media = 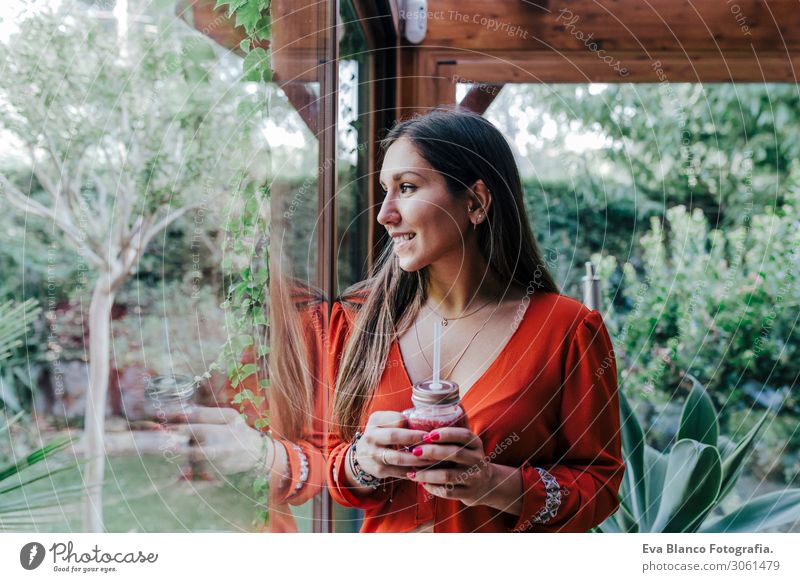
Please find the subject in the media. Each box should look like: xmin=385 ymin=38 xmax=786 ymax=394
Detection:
xmin=377 ymin=192 xmax=400 ymax=227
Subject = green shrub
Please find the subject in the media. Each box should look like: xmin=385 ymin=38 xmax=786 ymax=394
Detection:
xmin=598 ymin=203 xmax=800 ymax=418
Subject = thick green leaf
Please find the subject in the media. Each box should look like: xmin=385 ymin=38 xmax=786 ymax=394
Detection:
xmin=650 ymin=439 xmax=722 ymax=532
xmin=698 ymin=489 xmax=800 ymax=533
xmin=717 ymin=434 xmax=736 ymax=460
xmin=677 ymin=376 xmax=719 ymax=447
xmin=642 ymin=444 xmax=668 ymax=531
xmin=717 ymin=410 xmax=771 ymax=503
xmin=619 ymin=389 xmax=648 ymax=524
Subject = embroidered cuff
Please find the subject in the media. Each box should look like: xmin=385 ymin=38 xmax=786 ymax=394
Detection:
xmin=531 ymin=467 xmax=565 ymax=524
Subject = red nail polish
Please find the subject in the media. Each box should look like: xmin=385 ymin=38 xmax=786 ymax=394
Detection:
xmin=407 ymin=471 xmax=416 ymax=479
xmin=430 ymin=431 xmax=440 ymax=441
xmin=422 ymin=433 xmax=432 ymax=443
xmin=412 ymin=447 xmax=423 ymax=456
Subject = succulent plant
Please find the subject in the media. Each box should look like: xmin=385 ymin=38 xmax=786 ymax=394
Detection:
xmin=597 ymin=376 xmax=800 ymax=533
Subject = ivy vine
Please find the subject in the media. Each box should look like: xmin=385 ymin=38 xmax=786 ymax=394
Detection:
xmin=211 ymin=0 xmax=273 ymax=529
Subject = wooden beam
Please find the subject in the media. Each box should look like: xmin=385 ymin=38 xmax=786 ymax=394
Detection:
xmin=273 ymin=79 xmax=318 ymax=136
xmin=459 ymin=83 xmax=505 ymax=114
xmin=434 ymin=49 xmax=800 ymax=83
xmin=417 ymin=0 xmax=800 ymax=53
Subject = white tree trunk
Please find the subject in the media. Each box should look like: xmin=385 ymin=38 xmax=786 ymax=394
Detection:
xmin=82 ymin=274 xmax=114 ymax=533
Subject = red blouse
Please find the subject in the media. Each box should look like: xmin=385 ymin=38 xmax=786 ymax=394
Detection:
xmin=326 ymin=290 xmax=625 ymax=532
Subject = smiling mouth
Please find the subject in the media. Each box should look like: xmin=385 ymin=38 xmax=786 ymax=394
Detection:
xmin=392 ymin=233 xmax=416 ymax=243
xmin=391 ymin=232 xmax=416 ymax=251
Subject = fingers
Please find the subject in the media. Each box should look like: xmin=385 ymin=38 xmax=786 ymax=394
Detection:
xmin=407 ymin=467 xmax=472 ymax=486
xmin=375 ymin=464 xmax=425 ymax=480
xmin=408 ymin=443 xmax=473 ymax=465
xmin=370 ymin=447 xmax=433 ymax=468
xmin=366 ymin=410 xmax=409 ymax=429
xmin=367 ymin=427 xmax=428 ymax=448
xmin=422 ymin=427 xmax=481 ymax=448
xmin=420 ymin=482 xmax=470 ymax=501
xmin=167 ymin=423 xmax=212 ymax=445
xmin=170 ymin=406 xmax=241 ymax=425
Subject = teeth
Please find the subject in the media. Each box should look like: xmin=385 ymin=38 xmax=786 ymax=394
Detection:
xmin=394 ymin=233 xmax=415 ymax=242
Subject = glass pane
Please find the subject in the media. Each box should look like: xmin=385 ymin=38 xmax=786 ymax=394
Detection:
xmin=336 ymin=0 xmax=372 ymax=293
xmin=329 ymin=0 xmax=373 ymax=532
xmin=265 ymin=0 xmax=329 ymax=533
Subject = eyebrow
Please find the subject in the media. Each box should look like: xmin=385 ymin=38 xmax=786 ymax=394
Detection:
xmin=379 ymin=170 xmax=425 ymax=187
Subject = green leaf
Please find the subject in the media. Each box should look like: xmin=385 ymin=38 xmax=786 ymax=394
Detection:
xmin=677 ymin=376 xmax=719 ymax=447
xmin=235 ymin=2 xmax=266 ymax=37
xmin=261 ymin=66 xmax=273 ymax=83
xmin=0 ymin=436 xmax=76 ymax=482
xmin=649 ymin=439 xmax=722 ymax=532
xmin=216 ymin=0 xmax=250 ymax=18
xmin=253 ymin=13 xmax=272 ymax=42
xmin=642 ymin=444 xmax=668 ymax=531
xmin=253 ymin=474 xmax=268 ymax=491
xmin=618 ymin=389 xmax=648 ymax=524
xmin=717 ymin=410 xmax=771 ymax=503
xmin=242 ymin=47 xmax=270 ymax=83
xmin=698 ymin=489 xmax=800 ymax=533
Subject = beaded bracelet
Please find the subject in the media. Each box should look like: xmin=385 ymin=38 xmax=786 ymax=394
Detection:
xmin=349 ymin=430 xmax=382 ymax=489
xmin=287 ymin=443 xmax=309 ymax=497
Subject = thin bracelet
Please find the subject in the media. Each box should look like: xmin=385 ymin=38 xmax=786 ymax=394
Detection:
xmin=349 ymin=431 xmax=382 ymax=489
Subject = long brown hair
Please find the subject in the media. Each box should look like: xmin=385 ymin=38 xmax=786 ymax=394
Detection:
xmin=267 ymin=272 xmax=323 ymax=441
xmin=333 ymin=107 xmax=559 ymax=441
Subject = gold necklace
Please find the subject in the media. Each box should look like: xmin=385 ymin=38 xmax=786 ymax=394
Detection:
xmin=425 ymin=294 xmax=496 ymax=327
xmin=414 ymin=299 xmax=499 ymax=380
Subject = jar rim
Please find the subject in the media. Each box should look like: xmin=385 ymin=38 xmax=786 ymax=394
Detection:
xmin=411 ymin=379 xmax=460 ymax=406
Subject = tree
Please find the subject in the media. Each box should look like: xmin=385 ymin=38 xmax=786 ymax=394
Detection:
xmin=0 ymin=0 xmax=267 ymax=531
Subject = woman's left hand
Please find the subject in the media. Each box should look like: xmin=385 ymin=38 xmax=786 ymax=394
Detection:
xmin=164 ymin=405 xmax=269 ymax=476
xmin=404 ymin=427 xmax=495 ymax=507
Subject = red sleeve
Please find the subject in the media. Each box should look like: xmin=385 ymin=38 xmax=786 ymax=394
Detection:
xmin=220 ymin=305 xmax=326 ymax=507
xmin=513 ymin=309 xmax=625 ymax=532
xmin=325 ymin=300 xmax=395 ymax=509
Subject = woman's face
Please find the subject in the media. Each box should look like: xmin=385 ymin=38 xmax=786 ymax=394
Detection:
xmin=377 ymin=138 xmax=471 ymax=272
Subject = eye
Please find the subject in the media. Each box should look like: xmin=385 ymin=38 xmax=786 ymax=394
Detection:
xmin=399 ymin=183 xmax=416 ymax=194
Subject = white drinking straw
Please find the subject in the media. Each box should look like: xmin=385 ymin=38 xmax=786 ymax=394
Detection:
xmin=432 ymin=321 xmax=441 ymax=388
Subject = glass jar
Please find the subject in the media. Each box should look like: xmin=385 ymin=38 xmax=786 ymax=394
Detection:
xmin=403 ymin=380 xmax=467 ymax=469
xmin=403 ymin=379 xmax=467 ymax=431
xmin=143 ymin=374 xmax=196 ymax=421
xmin=144 ymin=375 xmax=212 ymax=481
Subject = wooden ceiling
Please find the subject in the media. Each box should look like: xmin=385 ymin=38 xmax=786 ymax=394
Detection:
xmin=394 ymin=0 xmax=800 ymax=114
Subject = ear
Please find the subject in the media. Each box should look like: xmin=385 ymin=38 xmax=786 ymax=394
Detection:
xmin=467 ymin=179 xmax=492 ymax=218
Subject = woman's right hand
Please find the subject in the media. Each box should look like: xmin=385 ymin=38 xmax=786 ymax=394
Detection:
xmin=353 ymin=411 xmax=432 ymax=479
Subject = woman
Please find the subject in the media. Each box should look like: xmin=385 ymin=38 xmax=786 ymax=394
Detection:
xmin=327 ymin=107 xmax=625 ymax=533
